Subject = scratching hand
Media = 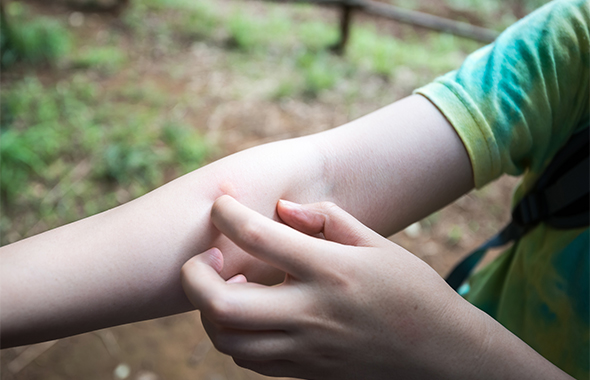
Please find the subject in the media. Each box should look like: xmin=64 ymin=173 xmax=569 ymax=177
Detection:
xmin=181 ymin=195 xmax=483 ymax=380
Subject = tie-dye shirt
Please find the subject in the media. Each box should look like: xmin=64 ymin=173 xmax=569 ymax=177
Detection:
xmin=415 ymin=0 xmax=589 ymax=378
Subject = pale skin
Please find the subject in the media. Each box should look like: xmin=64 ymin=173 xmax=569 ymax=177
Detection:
xmin=182 ymin=196 xmax=573 ymax=380
xmin=0 ymin=95 xmax=571 ymax=378
xmin=1 ymin=95 xmax=469 ymax=346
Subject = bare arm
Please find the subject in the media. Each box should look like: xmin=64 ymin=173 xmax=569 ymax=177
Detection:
xmin=0 ymin=95 xmax=473 ymax=347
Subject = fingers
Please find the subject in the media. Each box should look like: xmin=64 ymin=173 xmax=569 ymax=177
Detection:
xmin=211 ymin=195 xmax=336 ymax=279
xmin=181 ymin=249 xmax=301 ymax=330
xmin=202 ymin=316 xmax=293 ymax=361
xmin=181 ymin=248 xmax=227 ymax=310
xmin=277 ymin=199 xmax=383 ymax=247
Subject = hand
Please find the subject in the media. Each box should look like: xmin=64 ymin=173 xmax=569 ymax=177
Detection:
xmin=181 ymin=196 xmax=571 ymax=380
xmin=182 ymin=196 xmax=477 ymax=379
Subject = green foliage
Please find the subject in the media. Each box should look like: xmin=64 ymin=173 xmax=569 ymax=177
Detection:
xmin=347 ymin=28 xmax=397 ymax=77
xmin=161 ymin=122 xmax=209 ymax=173
xmin=123 ymin=0 xmax=221 ymax=48
xmin=226 ymin=9 xmax=293 ymax=52
xmin=271 ymin=48 xmax=349 ymax=99
xmin=143 ymin=0 xmax=200 ymax=10
xmin=447 ymin=225 xmax=463 ymax=245
xmin=120 ymin=0 xmax=486 ymax=95
xmin=226 ymin=13 xmax=265 ymax=51
xmin=272 ymin=79 xmax=299 ymax=100
xmin=123 ymin=0 xmax=223 ymax=43
xmin=176 ymin=2 xmax=219 ymax=39
xmin=296 ymin=50 xmax=342 ymax=97
xmin=0 ymin=128 xmax=46 ymax=199
xmin=347 ymin=25 xmax=479 ymax=81
xmin=100 ymin=142 xmax=160 ymax=186
xmin=1 ymin=77 xmax=74 ymax=202
xmin=72 ymin=46 xmax=126 ymax=73
xmin=1 ymin=76 xmax=210 ymax=239
xmin=121 ymin=1 xmax=149 ymax=34
xmin=1 ymin=2 xmax=71 ymax=68
xmin=1 ymin=0 xmax=544 ymax=246
xmin=297 ymin=21 xmax=339 ymax=51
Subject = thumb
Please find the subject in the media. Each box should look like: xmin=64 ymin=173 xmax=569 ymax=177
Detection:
xmin=181 ymin=247 xmax=227 ymax=309
xmin=276 ymin=200 xmax=382 ymax=247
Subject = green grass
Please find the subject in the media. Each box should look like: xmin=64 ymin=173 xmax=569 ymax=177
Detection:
xmin=1 ymin=75 xmax=210 ymax=245
xmin=117 ymin=0 xmax=502 ymax=99
xmin=1 ymin=2 xmax=72 ymax=68
xmin=1 ymin=0 xmax=551 ymax=246
xmin=226 ymin=9 xmax=295 ymax=52
xmin=123 ymin=0 xmax=221 ymax=45
xmin=297 ymin=50 xmax=346 ymax=97
xmin=348 ymin=25 xmax=480 ymax=80
xmin=72 ymin=46 xmax=127 ymax=73
xmin=297 ymin=21 xmax=339 ymax=51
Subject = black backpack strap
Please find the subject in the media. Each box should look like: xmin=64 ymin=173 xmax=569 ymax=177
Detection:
xmin=445 ymin=222 xmax=526 ymax=291
xmin=445 ymin=126 xmax=589 ymax=291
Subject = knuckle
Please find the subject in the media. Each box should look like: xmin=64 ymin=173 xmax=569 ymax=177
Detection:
xmin=325 ymin=267 xmax=352 ymax=290
xmin=318 ymin=201 xmax=344 ymax=221
xmin=315 ymin=259 xmax=357 ymax=292
xmin=206 ymin=298 xmax=235 ymax=325
xmin=318 ymin=201 xmax=339 ymax=212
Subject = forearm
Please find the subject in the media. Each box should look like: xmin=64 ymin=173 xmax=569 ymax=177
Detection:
xmin=0 ymin=135 xmax=329 ymax=347
xmin=0 ymin=94 xmax=472 ymax=347
xmin=444 ymin=298 xmax=574 ymax=380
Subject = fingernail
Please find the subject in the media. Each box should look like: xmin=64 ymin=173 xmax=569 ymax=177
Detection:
xmin=278 ymin=199 xmax=301 ymax=209
xmin=226 ymin=274 xmax=247 ymax=284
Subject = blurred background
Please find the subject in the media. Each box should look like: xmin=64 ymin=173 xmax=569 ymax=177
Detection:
xmin=0 ymin=0 xmax=549 ymax=378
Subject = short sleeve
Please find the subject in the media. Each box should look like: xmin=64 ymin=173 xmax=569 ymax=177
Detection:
xmin=415 ymin=0 xmax=589 ymax=188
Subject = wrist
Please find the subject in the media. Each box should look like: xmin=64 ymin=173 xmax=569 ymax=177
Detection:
xmin=437 ymin=296 xmax=574 ymax=380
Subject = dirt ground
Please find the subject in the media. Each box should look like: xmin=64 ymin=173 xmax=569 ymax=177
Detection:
xmin=1 ymin=1 xmax=523 ymax=379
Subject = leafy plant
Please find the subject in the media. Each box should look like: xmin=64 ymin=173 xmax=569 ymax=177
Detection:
xmin=447 ymin=225 xmax=463 ymax=245
xmin=1 ymin=75 xmax=211 ymax=245
xmin=175 ymin=1 xmax=220 ymax=39
xmin=161 ymin=121 xmax=209 ymax=173
xmin=297 ymin=50 xmax=342 ymax=97
xmin=272 ymin=79 xmax=300 ymax=100
xmin=100 ymin=141 xmax=161 ymax=185
xmin=226 ymin=13 xmax=265 ymax=51
xmin=298 ymin=21 xmax=339 ymax=51
xmin=72 ymin=46 xmax=127 ymax=73
xmin=1 ymin=2 xmax=71 ymax=68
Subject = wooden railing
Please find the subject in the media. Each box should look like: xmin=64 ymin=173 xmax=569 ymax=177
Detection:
xmin=256 ymin=0 xmax=499 ymax=53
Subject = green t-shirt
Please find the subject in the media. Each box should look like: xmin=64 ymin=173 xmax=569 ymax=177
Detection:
xmin=415 ymin=0 xmax=589 ymax=378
